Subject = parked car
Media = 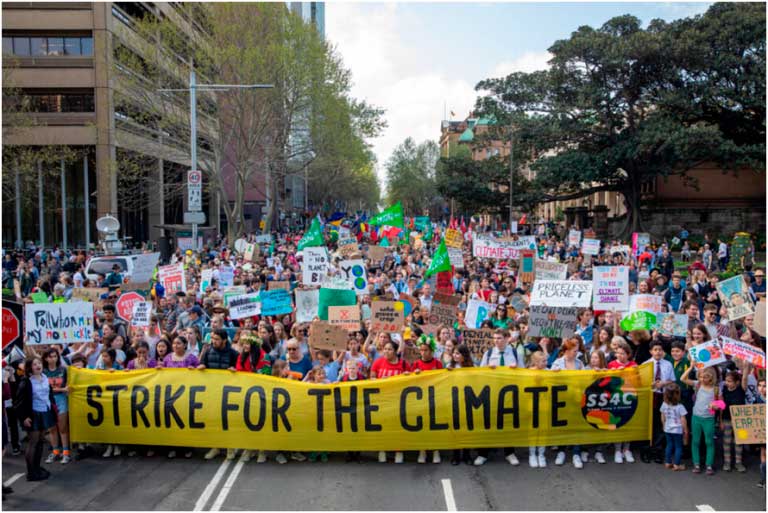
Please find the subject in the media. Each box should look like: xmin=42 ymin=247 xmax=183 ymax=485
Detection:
xmin=84 ymin=255 xmax=138 ymax=283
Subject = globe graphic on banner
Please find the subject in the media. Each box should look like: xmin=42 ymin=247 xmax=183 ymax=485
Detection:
xmin=581 ymin=376 xmax=638 ymax=430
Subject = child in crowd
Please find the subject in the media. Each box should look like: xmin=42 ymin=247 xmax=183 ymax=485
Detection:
xmin=607 ymin=340 xmax=637 ymax=463
xmin=340 ymin=359 xmax=364 ymax=463
xmin=308 ymin=366 xmax=330 ymax=463
xmin=720 ymin=370 xmax=747 ymax=473
xmin=528 ymin=351 xmax=549 ymax=468
xmin=583 ymin=350 xmax=608 ymax=464
xmin=661 ymin=383 xmax=688 ymax=471
xmin=411 ymin=334 xmax=443 ymax=464
xmin=681 ymin=366 xmax=719 ymax=475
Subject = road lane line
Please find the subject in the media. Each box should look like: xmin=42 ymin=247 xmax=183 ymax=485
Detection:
xmin=4 ymin=473 xmax=24 ymax=487
xmin=193 ymin=458 xmax=232 ymax=511
xmin=441 ymin=478 xmax=457 ymax=511
xmin=210 ymin=451 xmax=248 ymax=512
xmin=697 ymin=505 xmax=715 ymax=511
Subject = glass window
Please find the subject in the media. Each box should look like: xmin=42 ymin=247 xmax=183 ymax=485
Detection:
xmin=64 ymin=37 xmax=81 ymax=55
xmin=14 ymin=37 xmax=31 ymax=56
xmin=3 ymin=37 xmax=12 ymax=55
xmin=46 ymin=37 xmax=64 ymax=56
xmin=30 ymin=37 xmax=46 ymax=56
xmin=80 ymin=37 xmax=93 ymax=56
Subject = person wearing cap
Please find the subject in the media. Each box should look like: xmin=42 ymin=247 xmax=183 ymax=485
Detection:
xmin=104 ymin=264 xmax=123 ymax=290
xmin=187 ymin=305 xmax=207 ymax=334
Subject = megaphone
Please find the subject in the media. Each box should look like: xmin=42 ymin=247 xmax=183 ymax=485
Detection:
xmin=4 ymin=346 xmax=25 ymax=366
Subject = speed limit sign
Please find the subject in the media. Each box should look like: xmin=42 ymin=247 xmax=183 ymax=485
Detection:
xmin=188 ymin=170 xmax=202 ymax=184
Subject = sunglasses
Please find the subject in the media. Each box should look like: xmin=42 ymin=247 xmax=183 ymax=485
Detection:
xmin=287 ymin=347 xmax=298 ymax=351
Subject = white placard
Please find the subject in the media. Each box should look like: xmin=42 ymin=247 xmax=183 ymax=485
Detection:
xmin=25 ymin=302 xmax=94 ymax=345
xmin=592 ymin=266 xmax=629 ymax=311
xmin=218 ymin=265 xmax=234 ymax=288
xmin=472 ymin=235 xmax=536 ymax=260
xmin=568 ymin=230 xmax=582 ymax=247
xmin=302 ymin=247 xmax=329 ymax=286
xmin=130 ymin=252 xmax=160 ymax=284
xmin=464 ymin=299 xmax=493 ymax=328
xmin=447 ymin=247 xmax=464 ymax=269
xmin=295 ymin=289 xmax=320 ymax=323
xmin=535 ymin=260 xmax=567 ymax=281
xmin=582 ymin=239 xmax=600 ymax=256
xmin=529 ymin=305 xmax=579 ymax=338
xmin=255 ymin=234 xmax=273 ymax=244
xmin=130 ymin=301 xmax=152 ymax=327
xmin=510 ymin=221 xmax=518 ymax=234
xmin=529 ymin=280 xmax=593 ymax=308
xmin=630 ymin=294 xmax=663 ymax=314
xmin=339 ymin=259 xmax=368 ymax=296
xmin=200 ymin=269 xmax=213 ymax=294
xmin=228 ymin=292 xmax=262 ymax=320
xmin=158 ymin=263 xmax=186 ymax=293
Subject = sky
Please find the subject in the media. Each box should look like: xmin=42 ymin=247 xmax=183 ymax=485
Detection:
xmin=325 ymin=1 xmax=713 ymax=186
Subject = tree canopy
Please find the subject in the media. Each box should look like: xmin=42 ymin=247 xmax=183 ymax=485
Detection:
xmin=384 ymin=138 xmax=441 ymax=216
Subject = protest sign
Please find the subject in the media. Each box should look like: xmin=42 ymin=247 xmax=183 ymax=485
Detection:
xmin=509 ymin=294 xmax=528 ymax=313
xmin=568 ymin=230 xmax=582 ymax=247
xmin=228 ymin=293 xmax=262 ymax=320
xmin=465 ymin=299 xmax=493 ymax=328
xmin=221 ymin=286 xmax=247 ymax=307
xmin=243 ymin=243 xmax=258 ymax=262
xmin=268 ymin=281 xmax=291 ymax=291
xmin=620 ymin=311 xmax=657 ymax=332
xmin=199 ymin=269 xmax=213 ymax=295
xmin=592 ymin=266 xmax=629 ymax=311
xmin=255 ymin=234 xmax=273 ymax=244
xmin=755 ymin=299 xmax=766 ymax=337
xmin=511 ymin=221 xmax=518 ymax=234
xmin=632 ymin=232 xmax=651 ymax=256
xmin=130 ymin=252 xmax=160 ymax=284
xmin=472 ymin=235 xmax=536 ymax=260
xmin=72 ymin=288 xmax=108 ymax=303
xmin=25 ymin=302 xmax=94 ymax=345
xmin=720 ymin=336 xmax=766 ymax=368
xmin=158 ymin=264 xmax=186 ymax=294
xmin=295 ymin=289 xmax=319 ymax=323
xmin=367 ymin=245 xmax=387 ymax=263
xmin=338 ymin=237 xmax=359 ymax=259
xmin=582 ymin=239 xmax=600 ymax=256
xmin=397 ymin=293 xmax=419 ymax=317
xmin=68 ymin=364 xmax=653 ymax=451
xmin=328 ymin=305 xmax=361 ymax=332
xmin=436 ymin=271 xmax=454 ymax=296
xmin=671 ymin=237 xmax=681 ymax=246
xmin=447 ymin=247 xmax=464 ymax=269
xmin=339 ymin=259 xmax=368 ymax=296
xmin=535 ymin=260 xmax=567 ymax=281
xmin=218 ymin=266 xmax=235 ymax=288
xmin=655 ymin=313 xmax=688 ymax=337
xmin=716 ymin=276 xmax=754 ymax=321
xmin=460 ymin=328 xmax=495 ymax=364
xmin=688 ymin=340 xmax=727 ymax=370
xmin=445 ymin=228 xmax=463 ymax=249
xmin=428 ymin=303 xmax=457 ymax=327
xmin=318 ymin=288 xmax=357 ymax=321
xmin=370 ymin=301 xmax=405 ymax=333
xmin=31 ymin=292 xmax=48 ymax=304
xmin=730 ymin=404 xmax=765 ymax=444
xmin=260 ymin=289 xmax=292 ymax=316
xmin=302 ymin=247 xmax=329 ymax=286
xmin=529 ymin=280 xmax=593 ymax=308
xmin=528 ymin=305 xmax=579 ymax=338
xmin=308 ymin=321 xmax=349 ymax=352
xmin=518 ymin=250 xmax=536 ymax=284
xmin=433 ymin=292 xmax=462 ymax=306
xmin=130 ymin=301 xmax=152 ymax=327
xmin=630 ymin=294 xmax=663 ymax=314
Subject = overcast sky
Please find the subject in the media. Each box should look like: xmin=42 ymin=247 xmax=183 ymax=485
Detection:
xmin=325 ymin=2 xmax=712 ymax=187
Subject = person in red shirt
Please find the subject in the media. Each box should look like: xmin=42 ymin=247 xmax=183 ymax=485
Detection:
xmin=411 ymin=334 xmax=443 ymax=464
xmin=606 ymin=339 xmax=637 ymax=464
xmin=370 ymin=339 xmax=409 ymax=464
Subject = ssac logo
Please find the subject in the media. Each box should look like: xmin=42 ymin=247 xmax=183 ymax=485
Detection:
xmin=581 ymin=377 xmax=638 ymax=430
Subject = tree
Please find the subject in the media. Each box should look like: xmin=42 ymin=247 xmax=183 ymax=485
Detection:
xmin=385 ymin=138 xmax=441 ymax=216
xmin=474 ymin=3 xmax=765 ymax=236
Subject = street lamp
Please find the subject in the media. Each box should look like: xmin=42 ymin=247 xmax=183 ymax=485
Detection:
xmin=158 ymin=69 xmax=274 ymax=251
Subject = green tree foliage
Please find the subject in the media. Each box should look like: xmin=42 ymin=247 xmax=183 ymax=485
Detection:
xmin=474 ymin=3 xmax=765 ymax=236
xmin=385 ymin=138 xmax=441 ymax=216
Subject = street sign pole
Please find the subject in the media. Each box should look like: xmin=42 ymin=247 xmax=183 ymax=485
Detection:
xmin=190 ymin=69 xmax=199 ymax=252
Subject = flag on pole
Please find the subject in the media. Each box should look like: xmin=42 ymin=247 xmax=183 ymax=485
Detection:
xmin=297 ymin=218 xmax=324 ymax=250
xmin=425 ymin=239 xmax=451 ymax=278
xmin=369 ymin=202 xmax=404 ymax=229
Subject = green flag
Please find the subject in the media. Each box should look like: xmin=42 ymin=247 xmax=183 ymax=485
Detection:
xmin=425 ymin=239 xmax=451 ymax=278
xmin=297 ymin=218 xmax=324 ymax=250
xmin=369 ymin=202 xmax=404 ymax=229
xmin=380 ymin=236 xmax=390 ymax=247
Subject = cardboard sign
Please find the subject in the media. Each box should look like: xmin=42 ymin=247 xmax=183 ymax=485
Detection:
xmin=25 ymin=302 xmax=94 ymax=345
xmin=428 ymin=303 xmax=457 ymax=327
xmin=688 ymin=340 xmax=727 ymax=370
xmin=518 ymin=250 xmax=536 ymax=284
xmin=755 ymin=299 xmax=766 ymax=337
xmin=309 ymin=321 xmax=349 ymax=352
xmin=340 ymin=259 xmax=369 ymax=296
xmin=447 ymin=247 xmax=464 ymax=269
xmin=720 ymin=336 xmax=766 ymax=368
xmin=630 ymin=294 xmax=663 ymax=314
xmin=592 ymin=266 xmax=629 ymax=311
xmin=509 ymin=293 xmax=528 ymax=313
xmin=302 ymin=247 xmax=329 ymax=286
xmin=472 ymin=235 xmax=536 ymax=260
xmin=655 ymin=313 xmax=688 ymax=337
xmin=730 ymin=404 xmax=765 ymax=444
xmin=568 ymin=230 xmax=582 ymax=247
xmin=260 ymin=289 xmax=292 ymax=316
xmin=528 ymin=305 xmax=579 ymax=338
xmin=158 ymin=264 xmax=186 ymax=294
xmin=72 ymin=287 xmax=108 ymax=303
xmin=535 ymin=260 xmax=567 ymax=281
xmin=433 ymin=293 xmax=462 ymax=306
xmin=244 ymin=243 xmax=258 ymax=262
xmin=367 ymin=245 xmax=388 ymax=263
xmin=620 ymin=311 xmax=657 ymax=331
xmin=328 ymin=305 xmax=361 ymax=332
xmin=295 ymin=289 xmax=320 ymax=323
xmin=460 ymin=328 xmax=495 ymax=364
xmin=130 ymin=301 xmax=152 ymax=327
xmin=268 ymin=281 xmax=291 ymax=291
xmin=529 ymin=280 xmax=593 ymax=308
xmin=716 ymin=276 xmax=755 ymax=321
xmin=397 ymin=293 xmax=420 ymax=317
xmin=445 ymin=228 xmax=463 ymax=249
xmin=338 ymin=237 xmax=359 ymax=258
xmin=581 ymin=239 xmax=600 ymax=256
xmin=228 ymin=293 xmax=262 ymax=320
xmin=465 ymin=299 xmax=493 ymax=328
xmin=370 ymin=301 xmax=405 ymax=333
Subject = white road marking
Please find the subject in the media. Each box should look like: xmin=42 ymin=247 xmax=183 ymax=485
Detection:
xmin=697 ymin=505 xmax=716 ymax=511
xmin=210 ymin=451 xmax=249 ymax=512
xmin=193 ymin=457 xmax=232 ymax=511
xmin=441 ymin=478 xmax=457 ymax=511
xmin=4 ymin=473 xmax=24 ymax=487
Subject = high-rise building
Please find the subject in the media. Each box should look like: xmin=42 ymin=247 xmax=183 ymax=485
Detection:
xmin=289 ymin=2 xmax=325 ymax=39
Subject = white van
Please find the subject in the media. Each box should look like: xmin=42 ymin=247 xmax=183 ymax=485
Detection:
xmin=84 ymin=255 xmax=138 ymax=283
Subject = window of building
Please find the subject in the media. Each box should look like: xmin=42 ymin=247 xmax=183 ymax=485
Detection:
xmin=4 ymin=36 xmax=93 ymax=56
xmin=46 ymin=37 xmax=65 ymax=56
xmin=30 ymin=37 xmax=46 ymax=56
xmin=2 ymin=37 xmax=12 ymax=55
xmin=28 ymin=93 xmax=95 ymax=113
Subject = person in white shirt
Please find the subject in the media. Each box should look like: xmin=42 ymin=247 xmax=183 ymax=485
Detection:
xmin=645 ymin=341 xmax=675 ymax=462
xmin=72 ymin=263 xmax=85 ymax=288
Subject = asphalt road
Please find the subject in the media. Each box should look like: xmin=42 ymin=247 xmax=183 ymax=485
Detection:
xmin=2 ymin=447 xmax=766 ymax=511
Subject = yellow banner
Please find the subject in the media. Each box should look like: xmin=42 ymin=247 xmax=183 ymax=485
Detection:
xmin=69 ymin=364 xmax=652 ymax=451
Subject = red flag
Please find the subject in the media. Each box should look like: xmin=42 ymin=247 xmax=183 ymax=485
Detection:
xmin=460 ymin=216 xmax=467 ymax=233
xmin=370 ymin=228 xmax=378 ymax=243
xmin=519 ymin=214 xmax=528 ymax=225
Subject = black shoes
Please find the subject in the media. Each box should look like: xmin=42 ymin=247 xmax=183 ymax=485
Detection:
xmin=26 ymin=469 xmax=49 ymax=482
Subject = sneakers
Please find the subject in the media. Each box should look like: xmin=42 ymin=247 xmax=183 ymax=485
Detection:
xmin=595 ymin=451 xmax=606 ymax=464
xmin=580 ymin=451 xmax=589 ymax=463
xmin=735 ymin=463 xmax=747 ymax=473
xmin=167 ymin=451 xmax=177 ymax=459
xmin=128 ymin=451 xmax=137 ymax=457
xmin=113 ymin=446 xmax=121 ymax=457
xmin=473 ymin=456 xmax=488 ymax=466
xmin=256 ymin=451 xmax=267 ymax=464
xmin=184 ymin=451 xmax=193 ymax=459
xmin=320 ymin=453 xmax=328 ymax=463
xmin=290 ymin=452 xmax=306 ymax=462
xmin=623 ymin=450 xmax=635 ymax=463
xmin=394 ymin=452 xmax=404 ymax=464
xmin=275 ymin=453 xmax=288 ymax=465
xmin=417 ymin=450 xmax=427 ymax=464
xmin=505 ymin=453 xmax=520 ymax=466
xmin=146 ymin=450 xmax=155 ymax=457
xmin=614 ymin=450 xmax=623 ymax=464
xmin=432 ymin=451 xmax=441 ymax=464
xmin=529 ymin=453 xmax=539 ymax=468
xmin=242 ymin=450 xmax=253 ymax=462
xmin=722 ymin=463 xmax=731 ymax=472
xmin=45 ymin=452 xmax=58 ymax=464
xmin=692 ymin=464 xmax=702 ymax=474
xmin=102 ymin=446 xmax=114 ymax=458
xmin=573 ymin=454 xmax=583 ymax=469
xmin=555 ymin=451 xmax=566 ymax=466
xmin=378 ymin=451 xmax=387 ymax=463
xmin=226 ymin=449 xmax=237 ymax=461
xmin=757 ymin=480 xmax=766 ymax=489
xmin=706 ymin=466 xmax=715 ymax=476
xmin=61 ymin=454 xmax=71 ymax=465
xmin=204 ymin=448 xmax=220 ymax=460
xmin=538 ymin=454 xmax=547 ymax=468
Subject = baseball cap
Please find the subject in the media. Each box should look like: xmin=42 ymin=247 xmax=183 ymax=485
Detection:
xmin=188 ymin=305 xmax=205 ymax=316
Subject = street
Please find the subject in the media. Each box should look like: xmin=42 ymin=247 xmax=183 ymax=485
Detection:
xmin=2 ymin=448 xmax=765 ymax=511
